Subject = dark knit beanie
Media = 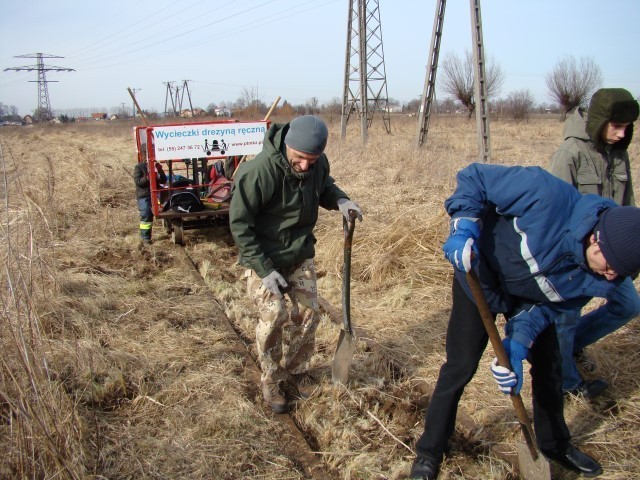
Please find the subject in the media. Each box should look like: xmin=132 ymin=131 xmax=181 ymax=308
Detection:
xmin=284 ymin=115 xmax=328 ymax=155
xmin=586 ymin=88 xmax=639 ymax=151
xmin=594 ymin=206 xmax=640 ymax=277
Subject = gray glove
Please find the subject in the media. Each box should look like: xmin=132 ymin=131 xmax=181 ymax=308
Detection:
xmin=337 ymin=197 xmax=363 ymax=221
xmin=261 ymin=270 xmax=288 ymax=297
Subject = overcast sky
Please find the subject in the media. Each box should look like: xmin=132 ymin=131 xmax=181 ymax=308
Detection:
xmin=1 ymin=0 xmax=639 ymax=116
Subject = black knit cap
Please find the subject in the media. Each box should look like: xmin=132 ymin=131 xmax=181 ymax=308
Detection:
xmin=284 ymin=115 xmax=328 ymax=155
xmin=594 ymin=206 xmax=640 ymax=277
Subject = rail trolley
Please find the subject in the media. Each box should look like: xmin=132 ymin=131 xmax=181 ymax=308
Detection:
xmin=134 ymin=119 xmax=268 ymax=244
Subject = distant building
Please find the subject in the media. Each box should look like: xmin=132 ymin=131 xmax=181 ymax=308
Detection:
xmin=180 ymin=108 xmax=206 ymax=118
xmin=384 ymin=104 xmax=403 ymax=113
xmin=91 ymin=112 xmax=107 ymax=120
xmin=215 ymin=106 xmax=232 ymax=117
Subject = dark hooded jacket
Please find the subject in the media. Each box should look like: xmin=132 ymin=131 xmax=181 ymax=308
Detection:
xmin=549 ymin=89 xmax=638 ymax=206
xmin=229 ymin=122 xmax=348 ymax=278
xmin=134 ymin=161 xmax=166 ymax=199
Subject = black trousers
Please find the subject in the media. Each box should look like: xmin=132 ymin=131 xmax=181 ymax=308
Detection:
xmin=415 ymin=277 xmax=570 ymax=460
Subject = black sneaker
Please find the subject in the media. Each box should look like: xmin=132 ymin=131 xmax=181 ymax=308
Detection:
xmin=542 ymin=444 xmax=602 ymax=477
xmin=564 ymin=379 xmax=608 ymax=400
xmin=409 ymin=454 xmax=441 ymax=480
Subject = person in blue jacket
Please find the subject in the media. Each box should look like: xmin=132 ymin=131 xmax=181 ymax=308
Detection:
xmin=410 ymin=163 xmax=640 ymax=480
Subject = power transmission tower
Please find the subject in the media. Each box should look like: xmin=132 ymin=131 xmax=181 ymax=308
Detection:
xmin=340 ymin=0 xmax=391 ymax=143
xmin=179 ymin=80 xmax=195 ymax=117
xmin=4 ymin=53 xmax=74 ymax=121
xmin=130 ymin=88 xmax=141 ymax=117
xmin=416 ymin=0 xmax=492 ymax=163
xmin=164 ymin=81 xmax=177 ymax=117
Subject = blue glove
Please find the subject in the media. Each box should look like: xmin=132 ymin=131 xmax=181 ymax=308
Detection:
xmin=493 ymin=338 xmax=529 ymax=395
xmin=337 ymin=198 xmax=363 ymax=221
xmin=442 ymin=217 xmax=480 ymax=272
xmin=490 ymin=358 xmax=517 ymax=394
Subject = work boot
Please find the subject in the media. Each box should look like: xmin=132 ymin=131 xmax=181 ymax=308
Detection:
xmin=290 ymin=372 xmax=317 ymax=399
xmin=564 ymin=379 xmax=608 ymax=400
xmin=261 ymin=381 xmax=288 ymax=414
xmin=409 ymin=454 xmax=441 ymax=480
xmin=541 ymin=444 xmax=602 ymax=477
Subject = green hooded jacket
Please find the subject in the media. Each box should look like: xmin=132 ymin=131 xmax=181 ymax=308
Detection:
xmin=549 ymin=92 xmax=636 ymax=206
xmin=229 ymin=122 xmax=348 ymax=278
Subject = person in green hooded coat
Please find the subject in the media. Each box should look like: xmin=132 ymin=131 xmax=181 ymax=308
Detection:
xmin=549 ymin=88 xmax=640 ymax=399
xmin=229 ymin=115 xmax=363 ymax=414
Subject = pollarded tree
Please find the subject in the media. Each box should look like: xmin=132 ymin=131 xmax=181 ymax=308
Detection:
xmin=440 ymin=51 xmax=504 ymax=118
xmin=545 ymin=55 xmax=602 ymax=120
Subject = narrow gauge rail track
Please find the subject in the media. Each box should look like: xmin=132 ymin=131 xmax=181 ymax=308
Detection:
xmin=175 ymin=244 xmax=526 ymax=478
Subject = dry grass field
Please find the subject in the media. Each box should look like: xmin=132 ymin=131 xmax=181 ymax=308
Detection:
xmin=1 ymin=114 xmax=639 ymax=479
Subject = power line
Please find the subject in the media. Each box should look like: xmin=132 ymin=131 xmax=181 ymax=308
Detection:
xmin=4 ymin=53 xmax=75 ymax=121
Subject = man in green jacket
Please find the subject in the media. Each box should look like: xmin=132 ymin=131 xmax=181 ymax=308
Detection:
xmin=549 ymin=88 xmax=640 ymax=399
xmin=229 ymin=115 xmax=363 ymax=413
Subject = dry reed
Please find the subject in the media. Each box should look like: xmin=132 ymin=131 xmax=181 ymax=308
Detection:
xmin=0 ymin=114 xmax=638 ymax=479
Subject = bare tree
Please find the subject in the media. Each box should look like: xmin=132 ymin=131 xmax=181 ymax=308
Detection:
xmin=505 ymin=89 xmax=535 ymax=121
xmin=440 ymin=51 xmax=504 ymax=118
xmin=545 ymin=55 xmax=602 ymax=120
xmin=237 ymin=87 xmax=266 ymax=118
xmin=305 ymin=97 xmax=319 ymax=115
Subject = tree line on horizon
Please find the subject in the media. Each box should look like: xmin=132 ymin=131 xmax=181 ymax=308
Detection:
xmin=2 ymin=54 xmax=627 ymax=124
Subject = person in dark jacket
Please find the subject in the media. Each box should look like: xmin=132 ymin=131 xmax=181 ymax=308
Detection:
xmin=410 ymin=163 xmax=640 ymax=480
xmin=229 ymin=115 xmax=362 ymax=414
xmin=549 ymin=88 xmax=640 ymax=398
xmin=133 ymin=160 xmax=166 ymax=244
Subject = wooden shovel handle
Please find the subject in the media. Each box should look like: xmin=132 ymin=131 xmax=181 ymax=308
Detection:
xmin=342 ymin=211 xmax=356 ymax=334
xmin=466 ymin=270 xmax=539 ymax=460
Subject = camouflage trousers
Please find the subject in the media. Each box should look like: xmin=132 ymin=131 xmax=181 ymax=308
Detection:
xmin=246 ymin=259 xmax=319 ymax=385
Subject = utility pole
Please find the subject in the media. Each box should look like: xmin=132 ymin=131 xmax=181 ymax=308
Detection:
xmin=4 ymin=53 xmax=74 ymax=122
xmin=130 ymin=88 xmax=141 ymax=118
xmin=340 ymin=0 xmax=391 ymax=143
xmin=416 ymin=0 xmax=445 ymax=148
xmin=416 ymin=0 xmax=492 ymax=163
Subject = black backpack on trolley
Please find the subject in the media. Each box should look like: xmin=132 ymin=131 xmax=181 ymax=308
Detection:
xmin=162 ymin=189 xmax=204 ymax=213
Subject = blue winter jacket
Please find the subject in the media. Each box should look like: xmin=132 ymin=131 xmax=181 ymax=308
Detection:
xmin=446 ymin=163 xmax=622 ymax=348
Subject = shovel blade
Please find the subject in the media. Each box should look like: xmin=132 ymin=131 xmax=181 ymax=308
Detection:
xmin=331 ymin=329 xmax=356 ymax=384
xmin=517 ymin=442 xmax=551 ymax=480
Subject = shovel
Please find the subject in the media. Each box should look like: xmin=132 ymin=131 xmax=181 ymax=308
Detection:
xmin=331 ymin=211 xmax=357 ymax=384
xmin=466 ymin=270 xmax=551 ymax=480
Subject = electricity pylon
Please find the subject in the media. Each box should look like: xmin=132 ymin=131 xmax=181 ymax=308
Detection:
xmin=164 ymin=80 xmax=195 ymax=117
xmin=164 ymin=81 xmax=177 ymax=117
xmin=340 ymin=0 xmax=391 ymax=143
xmin=4 ymin=53 xmax=74 ymax=121
xmin=416 ymin=0 xmax=492 ymax=163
